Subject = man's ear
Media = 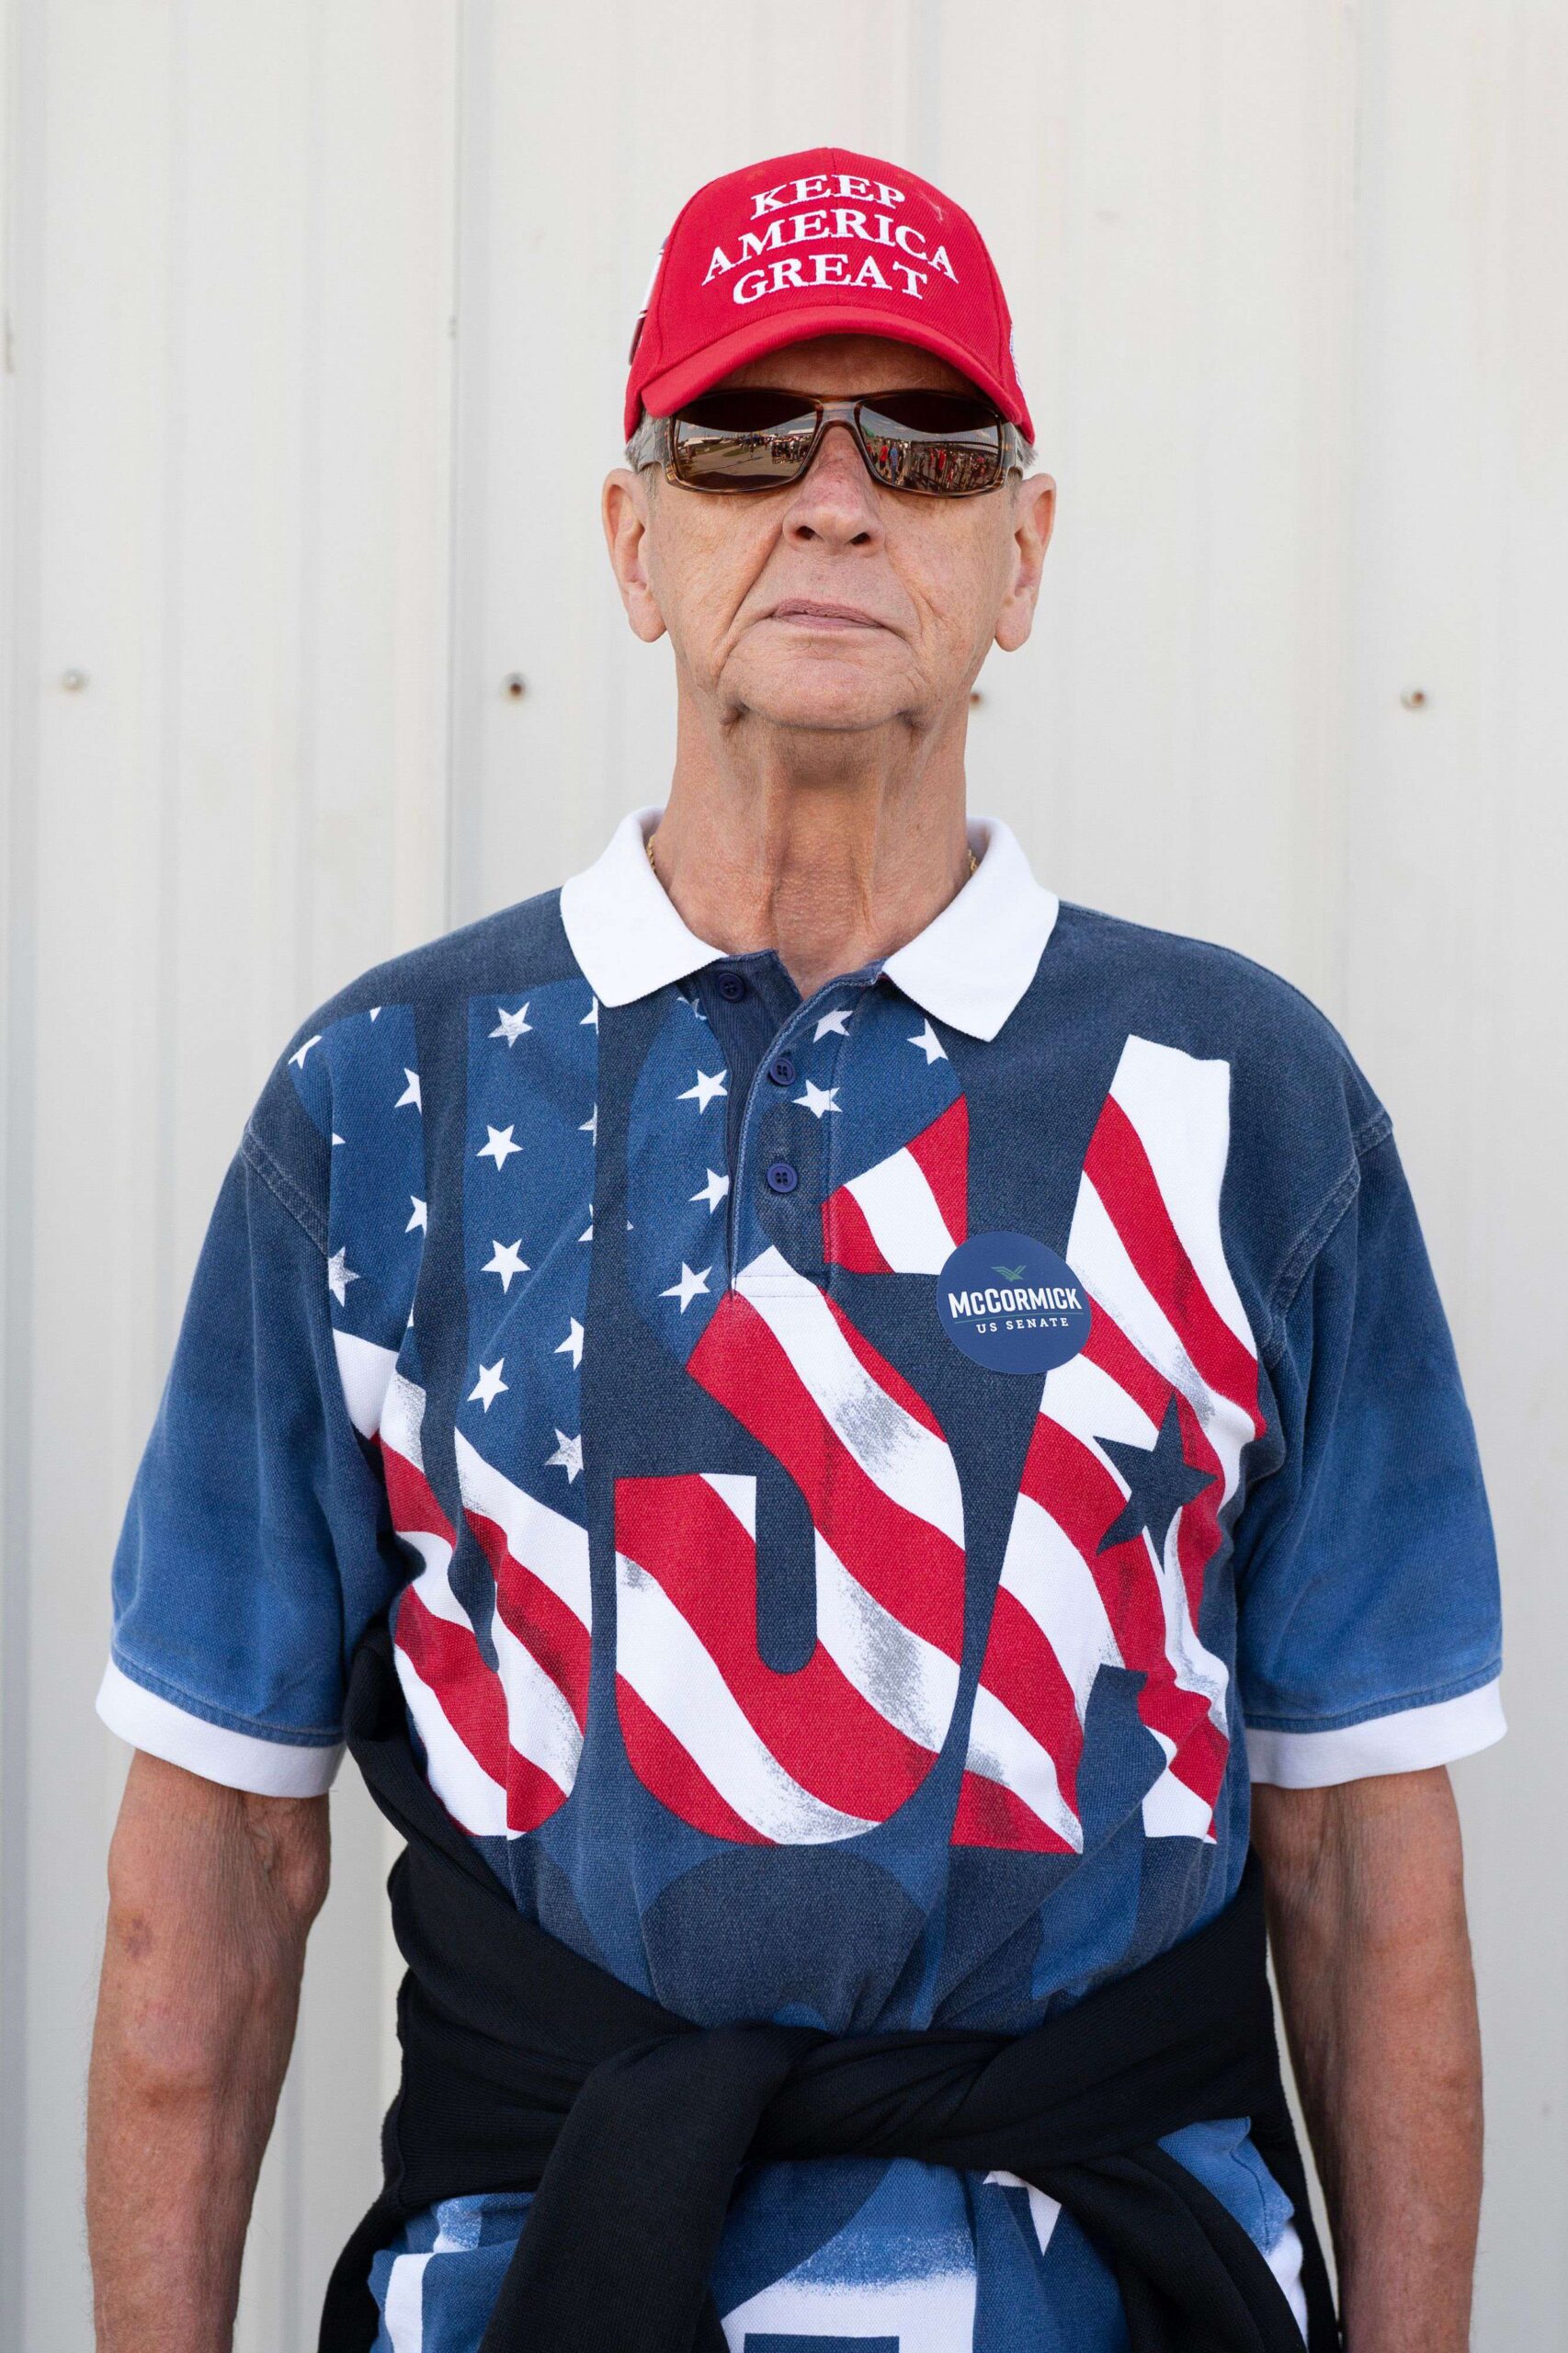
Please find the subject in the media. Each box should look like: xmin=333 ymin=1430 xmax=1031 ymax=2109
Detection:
xmin=994 ymin=472 xmax=1056 ymax=654
xmin=602 ymin=469 xmax=667 ymax=644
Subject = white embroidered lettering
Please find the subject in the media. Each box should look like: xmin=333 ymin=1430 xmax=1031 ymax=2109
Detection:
xmin=737 ymin=222 xmax=788 ymax=265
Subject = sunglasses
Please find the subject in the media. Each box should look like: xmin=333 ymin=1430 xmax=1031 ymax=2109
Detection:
xmin=627 ymin=387 xmax=1033 ymax=497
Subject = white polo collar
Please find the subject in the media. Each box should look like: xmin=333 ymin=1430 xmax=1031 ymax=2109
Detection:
xmin=559 ymin=804 xmax=1058 ymax=1043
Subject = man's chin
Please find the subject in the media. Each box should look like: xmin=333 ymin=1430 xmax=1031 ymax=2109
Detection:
xmin=721 ymin=661 xmax=922 ymax=736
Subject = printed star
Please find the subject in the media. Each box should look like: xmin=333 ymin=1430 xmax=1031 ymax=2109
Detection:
xmin=813 ymin=1006 xmax=852 ymax=1040
xmin=290 ymin=1033 xmax=321 ymax=1069
xmin=580 ymin=1103 xmax=597 ymax=1142
xmin=1096 ymin=1396 xmax=1214 ymax=1561
xmin=678 ymin=1067 xmax=728 ymax=1112
xmin=369 ymin=1006 xmax=381 ymax=1020
xmin=468 ymin=1358 xmax=508 ymax=1413
xmin=581 ymin=997 xmax=599 ymax=1029
xmin=793 ymin=1079 xmax=840 ymax=1119
xmin=477 ymin=1123 xmax=521 ymax=1169
xmin=579 ymin=1205 xmax=594 ymax=1242
xmin=690 ymin=1167 xmax=730 ymax=1212
xmin=483 ymin=1238 xmax=528 ymax=1291
xmin=326 ymin=1247 xmax=359 ymax=1305
xmin=554 ymin=1317 xmax=585 ymax=1369
xmin=405 ymin=1195 xmax=427 ymax=1233
xmin=396 ymin=1068 xmax=422 ymax=1111
xmin=908 ymin=1020 xmax=947 ymax=1065
xmin=331 ymin=1132 xmax=344 ymax=1147
xmin=490 ymin=1002 xmax=532 ymax=1046
xmin=546 ymin=1428 xmax=584 ymax=1483
xmin=661 ymin=1260 xmax=712 ymax=1313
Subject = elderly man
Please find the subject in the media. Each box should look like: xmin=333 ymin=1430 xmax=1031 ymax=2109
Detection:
xmin=88 ymin=150 xmax=1502 ymax=2353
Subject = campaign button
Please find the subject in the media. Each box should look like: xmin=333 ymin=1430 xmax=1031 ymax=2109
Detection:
xmin=937 ymin=1230 xmax=1091 ymax=1373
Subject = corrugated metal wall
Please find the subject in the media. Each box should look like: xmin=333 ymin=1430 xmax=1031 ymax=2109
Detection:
xmin=2 ymin=4 xmax=1562 ymax=2345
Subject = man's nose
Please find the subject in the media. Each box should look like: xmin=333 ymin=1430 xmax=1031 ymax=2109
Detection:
xmin=780 ymin=423 xmax=884 ymax=550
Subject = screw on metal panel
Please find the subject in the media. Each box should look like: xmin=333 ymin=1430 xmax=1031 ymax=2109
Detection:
xmin=504 ymin=674 xmax=527 ymax=699
xmin=61 ymin=668 xmax=88 ymax=691
xmin=1400 ymin=688 xmax=1428 ymax=710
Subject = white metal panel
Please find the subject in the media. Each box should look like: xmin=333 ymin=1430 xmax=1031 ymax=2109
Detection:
xmin=1340 ymin=7 xmax=1568 ymax=2343
xmin=1 ymin=4 xmax=1562 ymax=2347
xmin=0 ymin=5 xmax=459 ymax=2347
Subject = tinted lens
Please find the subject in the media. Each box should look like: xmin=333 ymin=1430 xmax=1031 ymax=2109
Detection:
xmin=856 ymin=392 xmax=1006 ymax=494
xmin=670 ymin=392 xmax=819 ymax=488
xmin=665 ymin=389 xmax=1010 ymax=494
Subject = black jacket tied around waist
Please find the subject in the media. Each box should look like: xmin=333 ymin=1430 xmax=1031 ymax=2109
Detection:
xmin=320 ymin=1618 xmax=1339 ymax=2353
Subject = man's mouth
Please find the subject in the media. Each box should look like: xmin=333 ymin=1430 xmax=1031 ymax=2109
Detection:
xmin=767 ymin=599 xmax=886 ymax=631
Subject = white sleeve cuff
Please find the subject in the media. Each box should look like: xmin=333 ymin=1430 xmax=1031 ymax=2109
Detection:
xmin=1245 ymin=1677 xmax=1505 ymax=1788
xmin=96 ymin=1658 xmax=344 ymax=1797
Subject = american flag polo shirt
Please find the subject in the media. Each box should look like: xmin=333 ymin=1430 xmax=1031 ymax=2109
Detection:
xmin=99 ymin=806 xmax=1505 ymax=2353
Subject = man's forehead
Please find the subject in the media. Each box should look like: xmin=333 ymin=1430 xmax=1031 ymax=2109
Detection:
xmin=711 ymin=333 xmax=983 ymax=400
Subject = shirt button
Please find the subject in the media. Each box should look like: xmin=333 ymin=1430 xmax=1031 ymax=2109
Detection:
xmin=767 ymin=1051 xmax=796 ymax=1086
xmin=716 ymin=971 xmax=747 ymax=1002
xmin=765 ymin=1158 xmax=799 ymax=1196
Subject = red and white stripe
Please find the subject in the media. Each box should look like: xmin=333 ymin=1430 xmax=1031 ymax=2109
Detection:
xmin=614 ymin=1245 xmax=966 ymax=1843
xmin=822 ymin=1096 xmax=968 ymax=1274
xmin=371 ymin=1362 xmax=590 ymax=1841
xmin=456 ymin=1431 xmax=593 ymax=1831
xmin=956 ymin=1038 xmax=1263 ymax=1852
xmin=330 ymin=1333 xmax=510 ymax=1834
xmin=377 ymin=1371 xmax=513 ymax=1840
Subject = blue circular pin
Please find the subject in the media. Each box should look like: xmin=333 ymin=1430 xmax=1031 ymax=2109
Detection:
xmin=937 ymin=1231 xmax=1092 ymax=1374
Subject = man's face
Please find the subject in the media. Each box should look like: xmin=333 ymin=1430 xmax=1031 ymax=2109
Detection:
xmin=604 ymin=335 xmax=1055 ymax=737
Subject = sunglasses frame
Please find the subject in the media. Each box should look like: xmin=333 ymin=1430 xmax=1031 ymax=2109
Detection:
xmin=627 ymin=389 xmax=1035 ymax=497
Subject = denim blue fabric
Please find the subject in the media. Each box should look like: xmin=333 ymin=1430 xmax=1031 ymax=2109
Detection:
xmin=101 ymin=836 xmax=1502 ymax=2353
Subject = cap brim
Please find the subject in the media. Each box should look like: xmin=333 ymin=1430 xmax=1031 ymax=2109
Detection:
xmin=631 ymin=305 xmax=1033 ymax=445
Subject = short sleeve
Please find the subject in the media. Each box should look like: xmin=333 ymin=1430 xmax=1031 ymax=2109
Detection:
xmin=96 ymin=1120 xmax=393 ymax=1797
xmin=1235 ymin=1124 xmax=1505 ymax=1787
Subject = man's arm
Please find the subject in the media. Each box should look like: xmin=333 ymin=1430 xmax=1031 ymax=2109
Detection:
xmin=1251 ymin=1764 xmax=1482 ymax=2353
xmin=86 ymin=1748 xmax=331 ymax=2352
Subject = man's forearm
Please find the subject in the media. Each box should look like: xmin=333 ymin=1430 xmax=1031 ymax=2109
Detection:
xmin=1253 ymin=1768 xmax=1482 ymax=2353
xmin=86 ymin=1753 xmax=329 ymax=2351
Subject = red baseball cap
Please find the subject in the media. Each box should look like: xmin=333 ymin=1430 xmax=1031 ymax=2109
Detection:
xmin=624 ymin=145 xmax=1034 ymax=447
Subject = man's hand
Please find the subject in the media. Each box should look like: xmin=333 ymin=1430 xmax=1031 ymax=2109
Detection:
xmin=1252 ymin=1765 xmax=1482 ymax=2353
xmin=86 ymin=1749 xmax=331 ymax=2351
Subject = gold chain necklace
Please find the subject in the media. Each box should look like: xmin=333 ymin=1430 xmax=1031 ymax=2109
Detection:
xmin=646 ymin=832 xmax=977 ymax=880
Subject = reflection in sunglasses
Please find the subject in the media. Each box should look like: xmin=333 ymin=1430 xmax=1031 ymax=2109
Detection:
xmin=670 ymin=408 xmax=1007 ymax=496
